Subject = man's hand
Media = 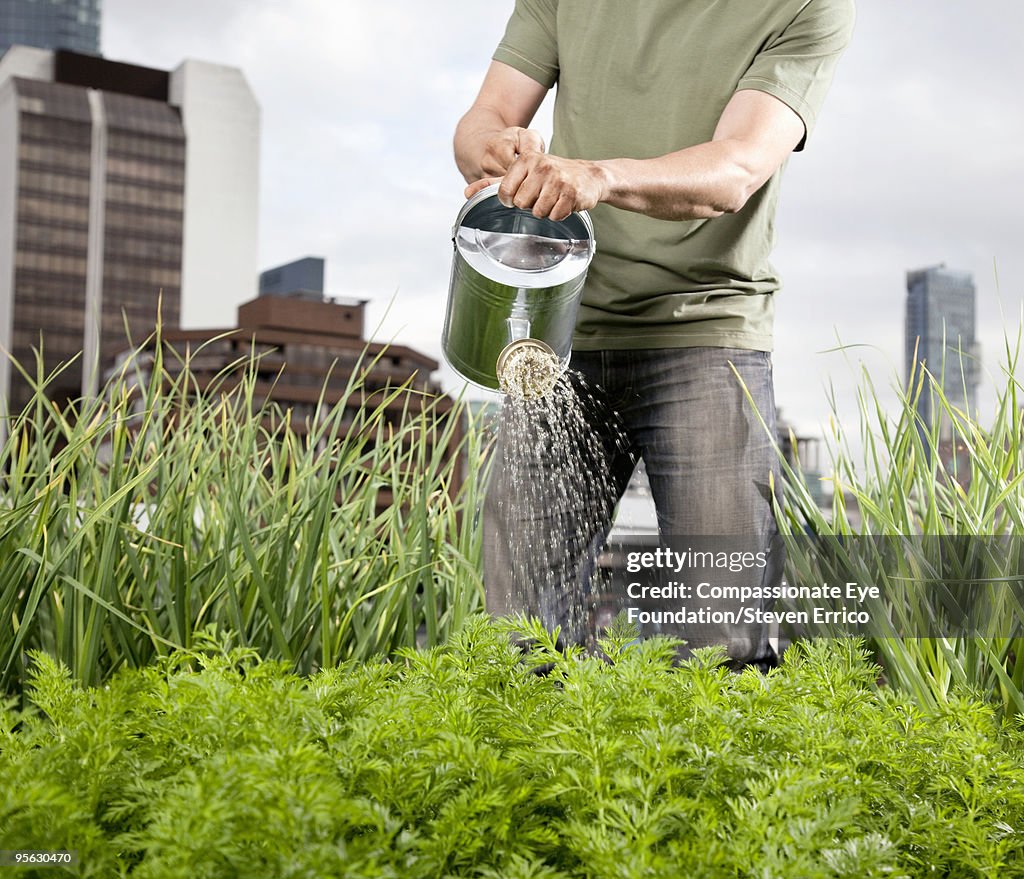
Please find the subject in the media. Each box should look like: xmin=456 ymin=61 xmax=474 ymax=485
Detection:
xmin=453 ymin=62 xmax=550 ymax=187
xmin=465 ymin=152 xmax=610 ymax=222
xmin=455 ymin=61 xmax=603 ymax=220
xmin=477 ymin=126 xmax=545 ymax=179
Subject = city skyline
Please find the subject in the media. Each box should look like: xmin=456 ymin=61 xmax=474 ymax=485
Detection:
xmin=18 ymin=1 xmax=1024 ymax=444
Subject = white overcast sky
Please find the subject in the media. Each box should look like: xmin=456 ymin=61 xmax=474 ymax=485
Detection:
xmin=102 ymin=1 xmax=1024 ymax=450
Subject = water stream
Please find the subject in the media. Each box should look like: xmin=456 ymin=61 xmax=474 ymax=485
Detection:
xmin=493 ymin=362 xmax=630 ymax=649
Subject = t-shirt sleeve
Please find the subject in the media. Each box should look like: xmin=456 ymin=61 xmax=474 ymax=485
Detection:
xmin=736 ymin=0 xmax=856 ymax=150
xmin=492 ymin=0 xmax=560 ymax=89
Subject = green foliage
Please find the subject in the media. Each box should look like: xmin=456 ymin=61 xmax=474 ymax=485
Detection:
xmin=2 ymin=619 xmax=1024 ymax=878
xmin=0 ymin=332 xmax=487 ymax=694
xmin=769 ymin=327 xmax=1024 ymax=716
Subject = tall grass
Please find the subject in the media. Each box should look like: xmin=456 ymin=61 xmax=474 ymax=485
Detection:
xmin=774 ymin=330 xmax=1024 ymax=715
xmin=0 ymin=333 xmax=487 ymax=695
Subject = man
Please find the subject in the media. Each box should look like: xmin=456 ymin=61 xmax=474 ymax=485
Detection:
xmin=455 ymin=0 xmax=855 ymax=667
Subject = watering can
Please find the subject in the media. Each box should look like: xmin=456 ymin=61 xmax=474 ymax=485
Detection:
xmin=442 ymin=183 xmax=596 ymax=396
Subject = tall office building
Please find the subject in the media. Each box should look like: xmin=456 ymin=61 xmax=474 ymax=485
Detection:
xmin=1 ymin=0 xmax=101 ymax=56
xmin=905 ymin=264 xmax=979 ymax=434
xmin=0 ymin=46 xmax=259 ymax=420
xmin=259 ymin=256 xmax=325 ymax=301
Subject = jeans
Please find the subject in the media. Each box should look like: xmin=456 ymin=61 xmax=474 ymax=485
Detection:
xmin=483 ymin=347 xmax=783 ymax=668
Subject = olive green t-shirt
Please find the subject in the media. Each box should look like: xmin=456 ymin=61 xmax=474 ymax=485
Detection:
xmin=492 ymin=0 xmax=855 ymax=351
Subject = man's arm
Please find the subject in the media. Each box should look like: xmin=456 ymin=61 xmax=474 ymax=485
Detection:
xmin=594 ymin=89 xmax=807 ymax=220
xmin=461 ymin=85 xmax=806 ymax=223
xmin=454 ymin=61 xmax=550 ymax=184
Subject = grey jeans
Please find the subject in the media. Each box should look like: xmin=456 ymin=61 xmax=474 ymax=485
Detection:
xmin=483 ymin=347 xmax=783 ymax=668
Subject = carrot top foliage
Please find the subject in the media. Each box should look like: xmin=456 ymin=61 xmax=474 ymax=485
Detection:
xmin=3 ymin=617 xmax=1023 ymax=878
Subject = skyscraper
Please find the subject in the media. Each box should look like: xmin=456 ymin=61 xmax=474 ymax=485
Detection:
xmin=0 ymin=46 xmax=259 ymax=421
xmin=905 ymin=264 xmax=979 ymax=434
xmin=259 ymin=256 xmax=326 ymax=301
xmin=1 ymin=0 xmax=101 ymax=56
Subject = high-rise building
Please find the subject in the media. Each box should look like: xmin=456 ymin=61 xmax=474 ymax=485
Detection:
xmin=905 ymin=264 xmax=979 ymax=434
xmin=0 ymin=46 xmax=259 ymax=421
xmin=259 ymin=256 xmax=325 ymax=301
xmin=1 ymin=0 xmax=101 ymax=56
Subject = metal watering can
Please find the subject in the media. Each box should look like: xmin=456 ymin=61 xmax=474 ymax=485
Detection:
xmin=442 ymin=183 xmax=596 ymax=397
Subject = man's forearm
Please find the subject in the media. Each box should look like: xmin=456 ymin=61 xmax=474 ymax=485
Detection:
xmin=595 ymin=89 xmax=804 ymax=220
xmin=594 ymin=139 xmax=772 ymax=221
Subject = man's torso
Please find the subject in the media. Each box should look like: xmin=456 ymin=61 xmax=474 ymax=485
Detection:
xmin=494 ymin=0 xmax=855 ymax=351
